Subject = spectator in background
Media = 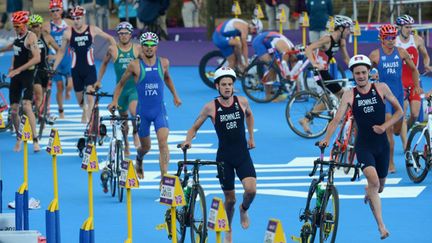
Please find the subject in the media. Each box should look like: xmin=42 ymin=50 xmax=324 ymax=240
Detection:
xmin=1 ymin=0 xmax=23 ymax=29
xmin=306 ymin=0 xmax=332 ymax=43
xmin=114 ymin=0 xmax=138 ymax=28
xmin=291 ymin=0 xmax=306 ymax=30
xmin=138 ymin=0 xmax=170 ymax=40
xmin=264 ymin=0 xmax=290 ymax=31
xmin=182 ymin=0 xmax=201 ymax=27
xmin=79 ymin=0 xmax=109 ymax=29
xmin=0 ymin=13 xmax=7 ymax=29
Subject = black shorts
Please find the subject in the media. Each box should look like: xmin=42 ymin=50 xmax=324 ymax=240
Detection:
xmin=356 ymin=141 xmax=390 ymax=179
xmin=34 ymin=69 xmax=49 ymax=88
xmin=71 ymin=66 xmax=97 ymax=92
xmin=318 ymin=70 xmax=342 ymax=94
xmin=10 ymin=70 xmax=34 ymax=104
xmin=216 ymin=152 xmax=256 ymax=191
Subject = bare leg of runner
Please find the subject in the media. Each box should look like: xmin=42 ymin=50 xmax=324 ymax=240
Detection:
xmin=239 ymin=177 xmax=256 ymax=229
xmin=223 ymin=190 xmax=236 ymax=243
xmin=136 ymin=136 xmax=151 ymax=179
xmin=56 ymin=81 xmax=65 ymax=119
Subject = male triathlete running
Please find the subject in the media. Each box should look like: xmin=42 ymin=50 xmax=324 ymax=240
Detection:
xmin=42 ymin=0 xmax=73 ymax=119
xmin=53 ymin=5 xmax=116 ymax=123
xmin=395 ymin=14 xmax=432 ymax=129
xmin=182 ymin=67 xmax=256 ymax=243
xmin=96 ymin=21 xmax=141 ymax=157
xmin=320 ymin=55 xmax=402 ymax=240
xmin=29 ymin=14 xmax=60 ymax=121
xmin=1 ymin=11 xmax=41 ymax=152
xmin=300 ymin=15 xmax=353 ymax=133
xmin=369 ymin=24 xmax=421 ymax=173
xmin=212 ymin=18 xmax=263 ymax=73
xmin=108 ymin=32 xmax=182 ymax=180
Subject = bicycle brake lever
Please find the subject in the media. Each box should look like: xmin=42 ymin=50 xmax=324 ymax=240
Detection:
xmin=309 ymin=159 xmax=318 ymax=177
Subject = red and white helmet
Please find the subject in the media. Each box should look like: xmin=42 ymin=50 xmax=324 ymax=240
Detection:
xmin=49 ymin=0 xmax=63 ymax=9
xmin=11 ymin=11 xmax=29 ymax=24
xmin=379 ymin=24 xmax=398 ymax=39
xmin=70 ymin=5 xmax=86 ymax=17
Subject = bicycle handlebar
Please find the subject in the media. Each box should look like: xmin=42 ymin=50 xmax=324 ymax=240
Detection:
xmin=85 ymin=90 xmax=113 ymax=98
xmin=175 ymin=143 xmax=225 ymax=181
xmin=310 ymin=142 xmax=361 ymax=181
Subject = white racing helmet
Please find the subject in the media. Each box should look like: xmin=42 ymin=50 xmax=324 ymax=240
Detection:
xmin=214 ymin=67 xmax=237 ymax=84
xmin=349 ymin=54 xmax=372 ymax=71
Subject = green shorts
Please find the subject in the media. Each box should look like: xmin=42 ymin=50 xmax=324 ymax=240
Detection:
xmin=118 ymin=88 xmax=138 ymax=113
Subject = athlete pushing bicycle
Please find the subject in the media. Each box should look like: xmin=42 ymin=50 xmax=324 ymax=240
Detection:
xmin=320 ymin=55 xmax=403 ymax=240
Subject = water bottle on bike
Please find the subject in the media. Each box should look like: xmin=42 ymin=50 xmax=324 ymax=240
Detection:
xmin=183 ymin=178 xmax=193 ymax=204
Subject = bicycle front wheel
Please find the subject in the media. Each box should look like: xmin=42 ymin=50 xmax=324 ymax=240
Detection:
xmin=189 ymin=184 xmax=207 ymax=243
xmin=319 ymin=185 xmax=339 ymax=243
xmin=0 ymin=82 xmax=12 ymax=132
xmin=286 ymin=91 xmax=331 ymax=138
xmin=198 ymin=50 xmax=226 ymax=89
xmin=116 ymin=140 xmax=124 ymax=202
xmin=241 ymin=61 xmax=281 ymax=103
xmin=405 ymin=124 xmax=430 ymax=183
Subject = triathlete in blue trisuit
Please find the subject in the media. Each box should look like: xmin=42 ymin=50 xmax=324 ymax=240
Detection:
xmin=182 ymin=67 xmax=257 ymax=243
xmin=42 ymin=0 xmax=73 ymax=119
xmin=369 ymin=24 xmax=421 ymax=173
xmin=320 ymin=55 xmax=403 ymax=240
xmin=212 ymin=18 xmax=263 ymax=72
xmin=53 ymin=5 xmax=116 ymax=123
xmin=108 ymin=32 xmax=182 ymax=180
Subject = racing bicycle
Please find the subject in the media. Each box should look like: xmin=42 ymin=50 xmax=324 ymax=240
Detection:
xmin=405 ymin=94 xmax=432 ymax=183
xmin=99 ymin=111 xmax=140 ymax=202
xmin=77 ymin=90 xmax=113 ymax=157
xmin=285 ymin=69 xmax=351 ymax=138
xmin=292 ymin=142 xmax=361 ymax=243
xmin=163 ymin=144 xmax=224 ymax=243
xmin=0 ymin=73 xmax=11 ymax=132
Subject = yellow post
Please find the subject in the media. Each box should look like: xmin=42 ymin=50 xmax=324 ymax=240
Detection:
xmin=123 ymin=159 xmax=139 ymax=243
xmin=159 ymin=174 xmax=186 ymax=243
xmin=277 ymin=7 xmax=287 ymax=34
xmin=125 ymin=189 xmax=132 ymax=243
xmin=46 ymin=128 xmax=63 ymax=205
xmin=19 ymin=115 xmax=32 ymax=186
xmin=353 ymin=20 xmax=361 ymax=55
xmin=301 ymin=12 xmax=309 ymax=47
xmin=208 ymin=197 xmax=229 ymax=243
xmin=232 ymin=1 xmax=241 ymax=18
xmin=88 ymin=172 xmax=93 ymax=219
xmin=23 ymin=141 xmax=28 ymax=184
xmin=52 ymin=155 xmax=58 ymax=203
xmin=254 ymin=4 xmax=264 ymax=19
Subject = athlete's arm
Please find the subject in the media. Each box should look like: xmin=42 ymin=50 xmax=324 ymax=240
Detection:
xmin=416 ymin=35 xmax=432 ymax=73
xmin=52 ymin=27 xmax=70 ymax=70
xmin=375 ymin=83 xmax=403 ymax=133
xmin=368 ymin=49 xmax=380 ymax=80
xmin=340 ymin=39 xmax=350 ymax=65
xmin=238 ymin=22 xmax=249 ymax=65
xmin=305 ymin=36 xmax=329 ymax=69
xmin=96 ymin=45 xmax=115 ymax=88
xmin=92 ymin=25 xmax=116 ymax=47
xmin=183 ymin=102 xmax=213 ymax=148
xmin=41 ymin=22 xmax=51 ymax=35
xmin=108 ymin=59 xmax=137 ymax=111
xmin=320 ymin=89 xmax=352 ymax=146
xmin=8 ymin=32 xmax=41 ymax=78
xmin=44 ymin=32 xmax=60 ymax=52
xmin=239 ymin=96 xmax=255 ymax=149
xmin=399 ymin=47 xmax=421 ymax=94
xmin=161 ymin=58 xmax=182 ymax=107
xmin=0 ymin=43 xmax=13 ymax=52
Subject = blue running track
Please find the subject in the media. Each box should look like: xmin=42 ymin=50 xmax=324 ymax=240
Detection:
xmin=0 ymin=50 xmax=431 ymax=243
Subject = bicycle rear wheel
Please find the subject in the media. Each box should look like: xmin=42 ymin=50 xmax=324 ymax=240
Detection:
xmin=241 ymin=61 xmax=281 ymax=103
xmin=189 ymin=184 xmax=207 ymax=243
xmin=286 ymin=91 xmax=331 ymax=138
xmin=198 ymin=50 xmax=226 ymax=89
xmin=319 ymin=185 xmax=339 ymax=243
xmin=405 ymin=124 xmax=430 ymax=183
xmin=342 ymin=125 xmax=356 ymax=174
xmin=0 ymin=82 xmax=12 ymax=132
xmin=116 ymin=140 xmax=124 ymax=202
